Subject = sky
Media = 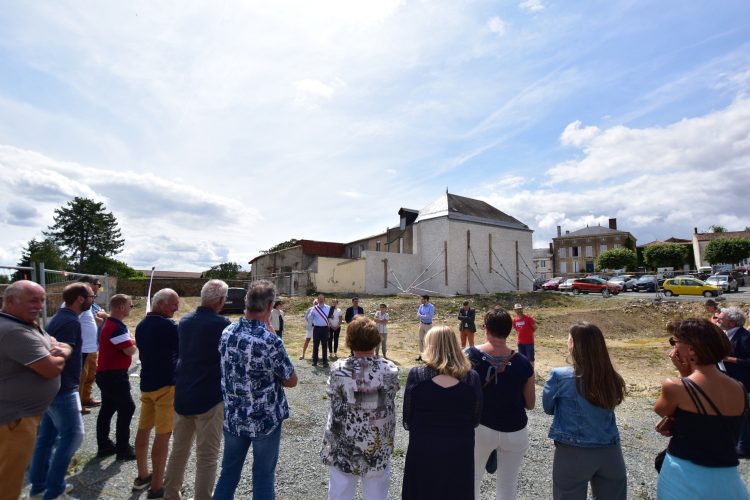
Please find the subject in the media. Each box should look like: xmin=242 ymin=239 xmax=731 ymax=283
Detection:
xmin=1 ymin=0 xmax=749 ymax=272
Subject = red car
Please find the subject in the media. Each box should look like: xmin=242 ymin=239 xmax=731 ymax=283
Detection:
xmin=541 ymin=277 xmax=566 ymax=291
xmin=571 ymin=277 xmax=620 ymax=297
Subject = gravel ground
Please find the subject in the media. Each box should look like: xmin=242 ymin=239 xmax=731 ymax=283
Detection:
xmin=23 ymin=359 xmax=750 ymax=500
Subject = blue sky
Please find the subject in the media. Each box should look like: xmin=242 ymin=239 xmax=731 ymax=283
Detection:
xmin=1 ymin=1 xmax=749 ymax=271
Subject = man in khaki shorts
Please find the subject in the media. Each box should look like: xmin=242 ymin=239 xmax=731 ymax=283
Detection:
xmin=134 ymin=289 xmax=180 ymax=499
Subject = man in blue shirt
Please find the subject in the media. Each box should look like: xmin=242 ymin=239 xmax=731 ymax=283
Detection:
xmin=164 ymin=280 xmax=231 ymax=500
xmin=134 ymin=288 xmax=180 ymax=498
xmin=28 ymin=282 xmax=93 ymax=500
xmin=415 ymin=295 xmax=435 ymax=361
xmin=213 ymin=280 xmax=297 ymax=500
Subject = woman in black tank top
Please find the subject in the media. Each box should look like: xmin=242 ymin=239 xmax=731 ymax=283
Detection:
xmin=653 ymin=319 xmax=749 ymax=499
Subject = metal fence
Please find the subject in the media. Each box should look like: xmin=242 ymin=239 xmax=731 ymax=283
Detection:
xmin=0 ymin=263 xmax=109 ymax=328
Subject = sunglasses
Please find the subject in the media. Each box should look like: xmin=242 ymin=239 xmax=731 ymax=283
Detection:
xmin=668 ymin=337 xmax=683 ymax=346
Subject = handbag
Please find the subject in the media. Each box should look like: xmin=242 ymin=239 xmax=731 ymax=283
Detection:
xmin=654 ymin=416 xmax=673 ymax=472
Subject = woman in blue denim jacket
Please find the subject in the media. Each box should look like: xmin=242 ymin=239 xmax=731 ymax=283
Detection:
xmin=543 ymin=322 xmax=627 ymax=500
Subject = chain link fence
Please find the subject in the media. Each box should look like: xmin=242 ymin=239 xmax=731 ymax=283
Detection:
xmin=0 ymin=263 xmax=109 ymax=328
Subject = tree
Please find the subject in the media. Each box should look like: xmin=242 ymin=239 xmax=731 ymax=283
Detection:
xmin=44 ymin=197 xmax=125 ymax=270
xmin=703 ymin=237 xmax=750 ymax=266
xmin=596 ymin=248 xmax=637 ymax=271
xmin=203 ymin=262 xmax=243 ymax=279
xmin=81 ymin=255 xmax=144 ymax=279
xmin=710 ymin=225 xmax=727 ymax=233
xmin=260 ymin=238 xmax=299 ymax=254
xmin=17 ymin=238 xmax=69 ymax=271
xmin=643 ymin=243 xmax=689 ymax=269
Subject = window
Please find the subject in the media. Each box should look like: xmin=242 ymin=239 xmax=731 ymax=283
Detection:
xmin=585 ymin=246 xmax=592 ymax=257
xmin=560 ymin=262 xmax=567 ymax=273
xmin=540 ymin=260 xmax=546 ymax=268
xmin=614 ymin=243 xmax=621 ymax=249
xmin=376 ymin=241 xmax=381 ymax=251
xmin=348 ymin=248 xmax=353 ymax=258
xmin=600 ymin=244 xmax=608 ymax=253
xmin=559 ymin=247 xmax=567 ymax=258
xmin=572 ymin=246 xmax=579 ymax=257
xmin=573 ymin=261 xmax=579 ymax=273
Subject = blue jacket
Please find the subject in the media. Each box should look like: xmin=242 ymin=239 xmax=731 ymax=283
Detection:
xmin=725 ymin=326 xmax=750 ymax=392
xmin=543 ymin=366 xmax=620 ymax=448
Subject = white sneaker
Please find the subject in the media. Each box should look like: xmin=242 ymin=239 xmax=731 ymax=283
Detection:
xmin=29 ymin=484 xmax=74 ymax=500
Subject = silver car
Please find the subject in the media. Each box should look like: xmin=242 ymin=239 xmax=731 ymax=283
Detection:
xmin=706 ymin=275 xmax=739 ymax=293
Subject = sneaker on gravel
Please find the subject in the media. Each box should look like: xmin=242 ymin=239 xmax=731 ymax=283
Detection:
xmin=132 ymin=474 xmax=153 ymax=492
xmin=97 ymin=443 xmax=117 ymax=458
xmin=28 ymin=483 xmax=73 ymax=500
xmin=116 ymin=446 xmax=137 ymax=460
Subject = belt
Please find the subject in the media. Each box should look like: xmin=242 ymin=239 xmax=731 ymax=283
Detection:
xmin=421 ymin=322 xmax=432 ymax=325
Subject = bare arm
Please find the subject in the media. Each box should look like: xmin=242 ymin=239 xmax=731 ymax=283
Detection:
xmin=122 ymin=345 xmax=137 ymax=356
xmin=27 ymin=354 xmax=66 ymax=379
xmin=282 ymin=371 xmax=298 ymax=388
xmin=48 ymin=338 xmax=72 ymax=359
xmin=523 ymin=373 xmax=536 ymax=410
xmin=653 ymin=378 xmax=680 ymax=417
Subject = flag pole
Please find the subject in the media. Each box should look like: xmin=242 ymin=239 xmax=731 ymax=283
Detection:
xmin=146 ymin=266 xmax=156 ymax=313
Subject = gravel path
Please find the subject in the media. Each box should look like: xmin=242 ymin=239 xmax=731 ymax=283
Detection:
xmin=26 ymin=360 xmax=750 ymax=499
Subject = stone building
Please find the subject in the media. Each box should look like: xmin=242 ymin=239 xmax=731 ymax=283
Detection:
xmin=552 ymin=218 xmax=636 ymax=275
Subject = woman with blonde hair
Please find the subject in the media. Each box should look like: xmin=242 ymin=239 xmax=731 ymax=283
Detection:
xmin=654 ymin=319 xmax=748 ymax=499
xmin=543 ymin=322 xmax=627 ymax=500
xmin=402 ymin=326 xmax=482 ymax=500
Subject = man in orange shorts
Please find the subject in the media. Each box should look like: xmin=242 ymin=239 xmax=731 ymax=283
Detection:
xmin=134 ymin=289 xmax=180 ymax=499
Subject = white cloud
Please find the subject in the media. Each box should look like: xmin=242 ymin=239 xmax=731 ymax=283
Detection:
xmin=560 ymin=120 xmax=601 ymax=147
xmin=487 ymin=16 xmax=507 ymax=36
xmin=519 ymin=0 xmax=545 ymax=13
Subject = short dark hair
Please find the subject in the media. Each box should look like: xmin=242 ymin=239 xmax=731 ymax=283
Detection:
xmin=352 ymin=297 xmax=359 ymax=301
xmin=245 ymin=280 xmax=276 ymax=313
xmin=484 ymin=306 xmax=512 ymax=339
xmin=62 ymin=283 xmax=90 ymax=306
xmin=345 ymin=316 xmax=381 ymax=351
xmin=463 ymin=300 xmax=469 ymax=306
xmin=273 ymin=300 xmax=283 ymax=308
xmin=704 ymin=299 xmax=717 ymax=308
xmin=668 ymin=319 xmax=731 ymax=365
xmin=380 ymin=303 xmax=387 ymax=308
xmin=421 ymin=295 xmax=430 ymax=301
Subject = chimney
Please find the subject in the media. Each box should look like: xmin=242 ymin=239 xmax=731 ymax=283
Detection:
xmin=565 ymin=230 xmax=570 ymax=234
xmin=694 ymin=227 xmax=698 ymax=234
xmin=609 ymin=218 xmax=617 ymax=230
xmin=557 ymin=225 xmax=561 ymax=237
xmin=549 ymin=242 xmax=553 ymax=253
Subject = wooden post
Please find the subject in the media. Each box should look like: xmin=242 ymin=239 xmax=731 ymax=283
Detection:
xmin=444 ymin=241 xmax=448 ymax=286
xmin=515 ymin=240 xmax=520 ymax=290
xmin=466 ymin=230 xmax=471 ymax=294
xmin=383 ymin=259 xmax=388 ymax=289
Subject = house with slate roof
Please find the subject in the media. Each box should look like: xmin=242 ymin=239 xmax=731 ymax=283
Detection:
xmin=248 ymin=192 xmax=534 ymax=295
xmin=552 ymin=218 xmax=636 ymax=275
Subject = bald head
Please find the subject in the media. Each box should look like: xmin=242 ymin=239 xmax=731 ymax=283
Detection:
xmin=2 ymin=280 xmax=45 ymax=324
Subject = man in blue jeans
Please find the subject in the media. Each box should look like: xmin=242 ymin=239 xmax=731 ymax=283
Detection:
xmin=28 ymin=282 xmax=94 ymax=500
xmin=213 ymin=280 xmax=298 ymax=500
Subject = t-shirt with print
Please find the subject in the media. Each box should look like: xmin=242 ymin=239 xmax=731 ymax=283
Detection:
xmin=320 ymin=356 xmax=400 ymax=474
xmin=97 ymin=317 xmax=134 ymax=372
xmin=0 ymin=312 xmax=60 ymax=424
xmin=45 ymin=307 xmax=83 ymax=394
xmin=513 ymin=314 xmax=536 ymax=344
xmin=220 ymin=317 xmax=295 ymax=438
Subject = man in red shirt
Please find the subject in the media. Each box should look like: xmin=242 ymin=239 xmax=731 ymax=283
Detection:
xmin=95 ymin=294 xmax=138 ymax=460
xmin=512 ymin=304 xmax=537 ymax=367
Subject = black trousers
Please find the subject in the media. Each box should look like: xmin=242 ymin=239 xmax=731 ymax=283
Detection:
xmin=328 ymin=327 xmax=341 ymax=354
xmin=312 ymin=326 xmax=330 ymax=365
xmin=95 ymin=370 xmax=135 ymax=451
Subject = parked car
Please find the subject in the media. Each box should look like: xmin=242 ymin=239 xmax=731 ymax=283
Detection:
xmin=608 ymin=275 xmax=637 ymax=292
xmin=541 ymin=277 xmax=566 ymax=291
xmin=705 ymin=274 xmax=739 ymax=293
xmin=635 ymin=275 xmax=659 ymax=292
xmin=662 ymin=278 xmax=722 ymax=297
xmin=716 ymin=270 xmax=745 ymax=287
xmin=220 ymin=287 xmax=247 ymax=314
xmin=571 ymin=277 xmax=621 ymax=297
xmin=533 ymin=277 xmax=547 ymax=291
xmin=558 ymin=278 xmax=577 ymax=293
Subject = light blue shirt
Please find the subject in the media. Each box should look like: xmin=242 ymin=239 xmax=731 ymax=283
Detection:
xmin=417 ymin=303 xmax=434 ymax=324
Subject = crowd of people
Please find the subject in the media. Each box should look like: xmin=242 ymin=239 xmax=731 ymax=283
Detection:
xmin=1 ymin=279 xmax=749 ymax=500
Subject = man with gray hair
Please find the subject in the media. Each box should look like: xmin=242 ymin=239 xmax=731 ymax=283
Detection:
xmin=213 ymin=280 xmax=297 ymax=500
xmin=0 ymin=280 xmax=70 ymax=499
xmin=717 ymin=306 xmax=750 ymax=458
xmin=134 ymin=288 xmax=180 ymax=498
xmin=164 ymin=280 xmax=231 ymax=500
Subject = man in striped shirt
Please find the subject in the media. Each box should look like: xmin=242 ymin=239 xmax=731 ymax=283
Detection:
xmin=95 ymin=294 xmax=138 ymax=460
